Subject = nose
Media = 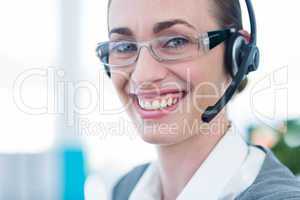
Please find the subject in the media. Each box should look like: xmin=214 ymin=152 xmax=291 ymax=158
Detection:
xmin=130 ymin=46 xmax=168 ymax=86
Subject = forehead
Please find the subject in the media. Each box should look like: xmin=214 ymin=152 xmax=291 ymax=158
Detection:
xmin=108 ymin=0 xmax=219 ymax=36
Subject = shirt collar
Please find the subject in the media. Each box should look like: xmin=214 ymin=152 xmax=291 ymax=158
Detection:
xmin=129 ymin=124 xmax=249 ymax=200
xmin=177 ymin=124 xmax=248 ymax=200
xmin=129 ymin=161 xmax=162 ymax=200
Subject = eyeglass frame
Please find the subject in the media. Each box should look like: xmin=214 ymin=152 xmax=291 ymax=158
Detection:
xmin=96 ymin=27 xmax=237 ymax=69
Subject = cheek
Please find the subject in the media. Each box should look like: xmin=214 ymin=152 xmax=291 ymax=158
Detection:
xmin=170 ymin=58 xmax=224 ymax=92
xmin=111 ymin=67 xmax=131 ymax=88
xmin=111 ymin=72 xmax=129 ymax=102
xmin=169 ymin=45 xmax=225 ymax=86
xmin=191 ymin=47 xmax=227 ymax=95
xmin=169 ymin=46 xmax=227 ymax=110
xmin=111 ymin=76 xmax=122 ymax=94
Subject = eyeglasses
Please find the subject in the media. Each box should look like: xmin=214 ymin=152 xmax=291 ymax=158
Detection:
xmin=96 ymin=28 xmax=236 ymax=68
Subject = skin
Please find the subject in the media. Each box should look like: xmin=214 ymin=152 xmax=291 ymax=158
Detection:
xmin=108 ymin=0 xmax=245 ymax=199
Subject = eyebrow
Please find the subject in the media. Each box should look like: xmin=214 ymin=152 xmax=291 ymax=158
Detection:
xmin=109 ymin=19 xmax=196 ymax=37
xmin=153 ymin=19 xmax=196 ymax=33
xmin=109 ymin=27 xmax=133 ymax=37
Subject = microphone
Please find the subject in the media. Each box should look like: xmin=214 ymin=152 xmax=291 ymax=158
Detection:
xmin=201 ymin=0 xmax=259 ymax=123
xmin=201 ymin=44 xmax=259 ymax=123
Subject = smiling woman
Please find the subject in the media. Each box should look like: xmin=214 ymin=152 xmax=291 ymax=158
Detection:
xmin=96 ymin=0 xmax=300 ymax=199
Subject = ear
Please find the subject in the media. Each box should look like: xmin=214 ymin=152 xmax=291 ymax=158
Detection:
xmin=238 ymin=30 xmax=251 ymax=43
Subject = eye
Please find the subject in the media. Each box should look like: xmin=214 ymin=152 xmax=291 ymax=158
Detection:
xmin=163 ymin=37 xmax=189 ymax=49
xmin=111 ymin=41 xmax=137 ymax=53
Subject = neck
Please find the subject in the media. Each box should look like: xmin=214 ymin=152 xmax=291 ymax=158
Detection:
xmin=156 ymin=116 xmax=231 ymax=200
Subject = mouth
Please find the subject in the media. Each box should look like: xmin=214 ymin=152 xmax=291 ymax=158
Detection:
xmin=131 ymin=90 xmax=188 ymax=120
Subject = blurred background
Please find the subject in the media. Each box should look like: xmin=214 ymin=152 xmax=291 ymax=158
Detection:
xmin=0 ymin=0 xmax=299 ymax=199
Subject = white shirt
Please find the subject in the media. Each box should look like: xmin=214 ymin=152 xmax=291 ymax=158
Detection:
xmin=129 ymin=124 xmax=266 ymax=200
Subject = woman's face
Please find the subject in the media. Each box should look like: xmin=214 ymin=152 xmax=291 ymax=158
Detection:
xmin=108 ymin=0 xmax=230 ymax=145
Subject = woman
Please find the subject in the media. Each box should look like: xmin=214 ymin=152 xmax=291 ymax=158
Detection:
xmin=97 ymin=0 xmax=300 ymax=199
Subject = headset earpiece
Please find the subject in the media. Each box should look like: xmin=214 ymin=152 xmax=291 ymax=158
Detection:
xmin=225 ymin=32 xmax=248 ymax=78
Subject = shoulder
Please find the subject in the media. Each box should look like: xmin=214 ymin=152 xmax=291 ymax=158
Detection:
xmin=236 ymin=145 xmax=300 ymax=200
xmin=112 ymin=163 xmax=150 ymax=200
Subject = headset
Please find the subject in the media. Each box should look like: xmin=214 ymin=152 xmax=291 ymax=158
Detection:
xmin=202 ymin=0 xmax=259 ymax=123
xmin=99 ymin=0 xmax=260 ymax=123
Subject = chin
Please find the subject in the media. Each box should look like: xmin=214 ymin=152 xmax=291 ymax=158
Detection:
xmin=138 ymin=129 xmax=186 ymax=146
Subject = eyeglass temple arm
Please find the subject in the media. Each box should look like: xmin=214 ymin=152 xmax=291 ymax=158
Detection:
xmin=207 ymin=28 xmax=236 ymax=50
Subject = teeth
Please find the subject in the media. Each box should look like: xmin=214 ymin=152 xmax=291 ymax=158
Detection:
xmin=167 ymin=98 xmax=173 ymax=106
xmin=152 ymin=100 xmax=160 ymax=109
xmin=173 ymin=98 xmax=178 ymax=104
xmin=145 ymin=101 xmax=151 ymax=109
xmin=138 ymin=98 xmax=144 ymax=108
xmin=138 ymin=96 xmax=180 ymax=110
xmin=160 ymin=99 xmax=167 ymax=108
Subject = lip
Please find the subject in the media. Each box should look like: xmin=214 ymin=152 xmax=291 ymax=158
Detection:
xmin=132 ymin=90 xmax=188 ymax=120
